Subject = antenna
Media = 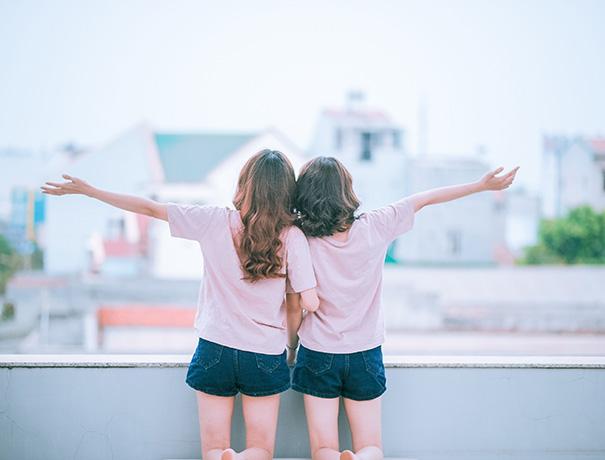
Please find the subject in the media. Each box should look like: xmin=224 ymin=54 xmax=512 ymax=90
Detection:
xmin=418 ymin=95 xmax=428 ymax=156
xmin=346 ymin=90 xmax=365 ymax=112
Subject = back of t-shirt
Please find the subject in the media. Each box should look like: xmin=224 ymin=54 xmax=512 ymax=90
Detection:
xmin=167 ymin=203 xmax=316 ymax=354
xmin=298 ymin=198 xmax=415 ymax=353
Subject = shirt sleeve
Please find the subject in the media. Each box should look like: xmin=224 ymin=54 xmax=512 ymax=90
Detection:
xmin=366 ymin=198 xmax=415 ymax=242
xmin=285 ymin=226 xmax=317 ymax=294
xmin=166 ymin=203 xmax=224 ymax=242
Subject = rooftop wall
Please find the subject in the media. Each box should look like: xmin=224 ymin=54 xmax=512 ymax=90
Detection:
xmin=1 ymin=355 xmax=604 ymax=460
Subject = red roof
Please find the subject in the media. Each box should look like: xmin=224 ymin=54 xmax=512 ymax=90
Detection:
xmin=589 ymin=137 xmax=605 ymax=155
xmin=103 ymin=239 xmax=139 ymax=257
xmin=97 ymin=305 xmax=196 ymax=328
xmin=102 ymin=214 xmax=151 ymax=258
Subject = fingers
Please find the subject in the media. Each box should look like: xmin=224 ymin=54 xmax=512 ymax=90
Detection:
xmin=40 ymin=186 xmax=63 ymax=195
xmin=490 ymin=166 xmax=504 ymax=177
xmin=40 ymin=174 xmax=79 ymax=196
xmin=503 ymin=166 xmax=520 ymax=179
xmin=483 ymin=165 xmax=519 ymax=190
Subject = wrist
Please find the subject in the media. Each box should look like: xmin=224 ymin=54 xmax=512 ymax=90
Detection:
xmin=286 ymin=343 xmax=298 ymax=351
xmin=472 ymin=181 xmax=485 ymax=193
xmin=83 ymin=185 xmax=97 ymax=197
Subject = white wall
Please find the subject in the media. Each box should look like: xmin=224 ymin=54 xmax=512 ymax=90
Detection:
xmin=505 ymin=189 xmax=540 ymax=252
xmin=149 ymin=130 xmax=307 ymax=279
xmin=44 ymin=125 xmax=155 ymax=274
xmin=542 ymin=141 xmax=605 ymax=218
xmin=310 ymin=113 xmax=407 ymax=212
xmin=1 ymin=359 xmax=604 ymax=460
xmin=396 ymin=157 xmax=501 ymax=264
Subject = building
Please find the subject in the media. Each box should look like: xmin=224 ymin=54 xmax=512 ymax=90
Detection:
xmin=44 ymin=124 xmax=307 ymax=278
xmin=309 ymin=94 xmax=508 ymax=264
xmin=1 ymin=146 xmax=84 ymax=259
xmin=397 ymin=155 xmax=507 ymax=264
xmin=542 ymin=135 xmax=605 ymax=218
xmin=5 ymin=187 xmax=45 ymax=256
xmin=503 ymin=187 xmax=540 ymax=254
xmin=309 ymin=92 xmax=407 ymax=211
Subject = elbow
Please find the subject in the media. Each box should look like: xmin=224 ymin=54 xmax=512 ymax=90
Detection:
xmin=144 ymin=206 xmax=156 ymax=218
xmin=305 ymin=303 xmax=319 ymax=313
xmin=301 ymin=293 xmax=320 ymax=312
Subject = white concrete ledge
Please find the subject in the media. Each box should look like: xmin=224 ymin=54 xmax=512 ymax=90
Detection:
xmin=1 ymin=353 xmax=604 ymax=368
xmin=2 ymin=359 xmax=604 ymax=460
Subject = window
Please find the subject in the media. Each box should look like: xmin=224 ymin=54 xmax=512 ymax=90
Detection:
xmin=361 ymin=132 xmax=372 ymax=161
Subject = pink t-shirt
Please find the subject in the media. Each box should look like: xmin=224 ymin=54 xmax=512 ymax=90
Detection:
xmin=298 ymin=198 xmax=415 ymax=353
xmin=167 ymin=204 xmax=316 ymax=354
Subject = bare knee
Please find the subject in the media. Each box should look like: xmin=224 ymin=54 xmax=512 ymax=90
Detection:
xmin=246 ymin=429 xmax=275 ymax=455
xmin=201 ymin=429 xmax=230 ymax=452
xmin=311 ymin=443 xmax=340 ymax=460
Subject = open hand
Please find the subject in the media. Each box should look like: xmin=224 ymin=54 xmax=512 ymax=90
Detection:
xmin=478 ymin=166 xmax=519 ymax=191
xmin=41 ymin=174 xmax=93 ymax=196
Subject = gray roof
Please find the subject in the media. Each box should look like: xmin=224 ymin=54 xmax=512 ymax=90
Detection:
xmin=154 ymin=133 xmax=256 ymax=183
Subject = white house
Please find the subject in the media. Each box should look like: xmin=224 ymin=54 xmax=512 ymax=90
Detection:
xmin=542 ymin=135 xmax=605 ymax=218
xmin=309 ymin=96 xmax=508 ymax=265
xmin=504 ymin=187 xmax=541 ymax=254
xmin=397 ymin=155 xmax=507 ymax=264
xmin=309 ymin=94 xmax=407 ymax=211
xmin=44 ymin=124 xmax=307 ymax=278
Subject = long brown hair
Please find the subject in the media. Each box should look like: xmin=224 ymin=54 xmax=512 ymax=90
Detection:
xmin=233 ymin=149 xmax=295 ymax=281
xmin=294 ymin=156 xmax=361 ymax=237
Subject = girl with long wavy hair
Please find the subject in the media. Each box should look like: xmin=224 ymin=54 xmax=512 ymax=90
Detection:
xmin=289 ymin=156 xmax=518 ymax=460
xmin=42 ymin=149 xmax=319 ymax=460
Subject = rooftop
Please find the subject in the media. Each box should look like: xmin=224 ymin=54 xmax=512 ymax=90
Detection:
xmin=154 ymin=132 xmax=256 ymax=183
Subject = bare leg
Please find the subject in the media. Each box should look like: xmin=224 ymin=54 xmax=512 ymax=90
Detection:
xmin=304 ymin=394 xmax=341 ymax=460
xmin=342 ymin=397 xmax=383 ymax=460
xmin=196 ymin=391 xmax=235 ymax=460
xmin=238 ymin=394 xmax=281 ymax=460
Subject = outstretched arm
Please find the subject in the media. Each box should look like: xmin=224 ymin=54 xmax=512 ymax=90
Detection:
xmin=41 ymin=174 xmax=168 ymax=221
xmin=407 ymin=166 xmax=519 ymax=212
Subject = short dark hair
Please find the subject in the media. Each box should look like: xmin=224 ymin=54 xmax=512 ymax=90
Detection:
xmin=294 ymin=157 xmax=361 ymax=237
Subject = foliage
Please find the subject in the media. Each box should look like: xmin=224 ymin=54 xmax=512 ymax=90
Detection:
xmin=522 ymin=206 xmax=605 ymax=264
xmin=0 ymin=234 xmax=18 ymax=294
xmin=30 ymin=244 xmax=44 ymax=270
xmin=1 ymin=302 xmax=15 ymax=321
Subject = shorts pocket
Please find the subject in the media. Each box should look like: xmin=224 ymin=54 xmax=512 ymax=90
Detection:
xmin=361 ymin=347 xmax=384 ymax=377
xmin=194 ymin=339 xmax=224 ymax=370
xmin=301 ymin=347 xmax=334 ymax=375
xmin=255 ymin=352 xmax=283 ymax=374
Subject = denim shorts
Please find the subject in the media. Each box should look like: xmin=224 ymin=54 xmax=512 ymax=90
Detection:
xmin=186 ymin=338 xmax=291 ymax=397
xmin=292 ymin=344 xmax=386 ymax=401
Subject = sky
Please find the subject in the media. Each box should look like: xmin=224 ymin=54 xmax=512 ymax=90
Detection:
xmin=1 ymin=0 xmax=604 ymax=193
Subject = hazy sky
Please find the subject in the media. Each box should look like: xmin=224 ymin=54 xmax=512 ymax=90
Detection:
xmin=1 ymin=0 xmax=604 ymax=192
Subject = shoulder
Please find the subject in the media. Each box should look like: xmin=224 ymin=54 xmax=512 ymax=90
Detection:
xmin=366 ymin=198 xmax=413 ymax=221
xmin=167 ymin=203 xmax=230 ymax=224
xmin=285 ymin=225 xmax=308 ymax=244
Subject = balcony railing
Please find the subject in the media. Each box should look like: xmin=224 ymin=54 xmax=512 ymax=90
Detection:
xmin=1 ymin=355 xmax=604 ymax=460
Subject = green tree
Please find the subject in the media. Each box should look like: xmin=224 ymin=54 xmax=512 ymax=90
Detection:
xmin=523 ymin=206 xmax=605 ymax=264
xmin=0 ymin=234 xmax=18 ymax=294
